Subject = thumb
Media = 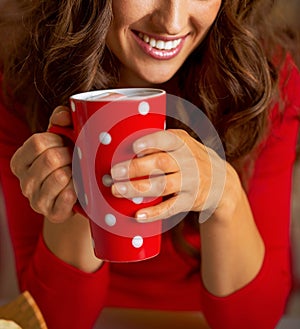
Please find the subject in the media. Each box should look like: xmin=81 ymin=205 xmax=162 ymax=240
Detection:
xmin=48 ymin=106 xmax=72 ymax=129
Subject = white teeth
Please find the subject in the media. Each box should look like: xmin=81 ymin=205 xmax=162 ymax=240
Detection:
xmin=138 ymin=32 xmax=182 ymax=50
xmin=173 ymin=40 xmax=181 ymax=47
xmin=156 ymin=40 xmax=165 ymax=50
xmin=165 ymin=41 xmax=173 ymax=50
xmin=149 ymin=38 xmax=156 ymax=48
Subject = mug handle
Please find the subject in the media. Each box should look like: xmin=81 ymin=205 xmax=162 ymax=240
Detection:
xmin=47 ymin=125 xmax=87 ymax=217
xmin=47 ymin=124 xmax=75 ymax=142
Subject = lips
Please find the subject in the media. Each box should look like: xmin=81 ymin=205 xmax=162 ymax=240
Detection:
xmin=137 ymin=32 xmax=182 ymax=51
xmin=132 ymin=30 xmax=186 ymax=60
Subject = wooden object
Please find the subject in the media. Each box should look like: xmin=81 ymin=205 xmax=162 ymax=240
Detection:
xmin=0 ymin=291 xmax=47 ymax=329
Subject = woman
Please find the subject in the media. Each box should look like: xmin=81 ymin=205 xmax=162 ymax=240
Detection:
xmin=0 ymin=0 xmax=299 ymax=328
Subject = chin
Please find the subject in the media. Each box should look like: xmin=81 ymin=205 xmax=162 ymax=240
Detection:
xmin=140 ymin=74 xmax=175 ymax=86
xmin=123 ymin=76 xmax=173 ymax=88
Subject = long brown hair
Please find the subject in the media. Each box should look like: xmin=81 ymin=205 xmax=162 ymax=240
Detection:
xmin=0 ymin=0 xmax=297 ymax=260
xmin=0 ymin=0 xmax=114 ymax=129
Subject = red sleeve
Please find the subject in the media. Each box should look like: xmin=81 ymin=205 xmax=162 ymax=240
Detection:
xmin=0 ymin=84 xmax=110 ymax=329
xmin=199 ymin=57 xmax=300 ymax=329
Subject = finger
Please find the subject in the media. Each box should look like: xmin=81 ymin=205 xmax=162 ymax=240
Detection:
xmin=29 ymin=166 xmax=76 ymax=218
xmin=49 ymin=180 xmax=77 ymax=223
xmin=135 ymin=194 xmax=192 ymax=222
xmin=132 ymin=129 xmax=188 ymax=155
xmin=48 ymin=106 xmax=72 ymax=128
xmin=111 ymin=172 xmax=181 ymax=199
xmin=20 ymin=146 xmax=72 ymax=199
xmin=111 ymin=152 xmax=179 ymax=181
xmin=10 ymin=133 xmax=65 ymax=176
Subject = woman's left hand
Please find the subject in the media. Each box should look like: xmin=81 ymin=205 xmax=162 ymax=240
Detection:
xmin=111 ymin=129 xmax=227 ymax=222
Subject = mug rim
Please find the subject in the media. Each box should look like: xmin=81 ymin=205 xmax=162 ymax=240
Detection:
xmin=70 ymin=88 xmax=166 ymax=102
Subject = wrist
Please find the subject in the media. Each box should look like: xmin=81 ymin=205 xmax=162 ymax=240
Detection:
xmin=211 ymin=162 xmax=243 ymax=223
xmin=43 ymin=213 xmax=103 ymax=273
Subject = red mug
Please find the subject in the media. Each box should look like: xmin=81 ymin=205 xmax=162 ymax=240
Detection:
xmin=49 ymin=88 xmax=166 ymax=262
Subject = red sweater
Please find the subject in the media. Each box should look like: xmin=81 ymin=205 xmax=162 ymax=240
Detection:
xmin=0 ymin=59 xmax=299 ymax=329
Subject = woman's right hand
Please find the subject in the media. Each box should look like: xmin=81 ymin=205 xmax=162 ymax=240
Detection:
xmin=10 ymin=106 xmax=77 ymax=223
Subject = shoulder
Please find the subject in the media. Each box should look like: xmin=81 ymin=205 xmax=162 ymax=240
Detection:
xmin=250 ymin=55 xmax=300 ymax=178
xmin=277 ymin=54 xmax=300 ymax=116
xmin=266 ymin=55 xmax=300 ymax=139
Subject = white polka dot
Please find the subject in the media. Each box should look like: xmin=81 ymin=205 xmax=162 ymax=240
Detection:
xmin=138 ymin=101 xmax=150 ymax=115
xmin=70 ymin=101 xmax=76 ymax=112
xmin=77 ymin=146 xmax=82 ymax=160
xmin=99 ymin=132 xmax=112 ymax=145
xmin=102 ymin=174 xmax=113 ymax=187
xmin=132 ymin=197 xmax=143 ymax=204
xmin=104 ymin=213 xmax=117 ymax=227
xmin=84 ymin=193 xmax=89 ymax=206
xmin=132 ymin=236 xmax=143 ymax=248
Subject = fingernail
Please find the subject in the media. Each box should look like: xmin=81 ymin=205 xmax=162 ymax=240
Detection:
xmin=111 ymin=166 xmax=127 ymax=179
xmin=52 ymin=107 xmax=69 ymax=117
xmin=114 ymin=183 xmax=127 ymax=195
xmin=134 ymin=140 xmax=147 ymax=153
xmin=48 ymin=109 xmax=71 ymax=129
xmin=136 ymin=212 xmax=148 ymax=222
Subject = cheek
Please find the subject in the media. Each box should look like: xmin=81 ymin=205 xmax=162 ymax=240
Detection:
xmin=111 ymin=1 xmax=147 ymax=29
xmin=199 ymin=0 xmax=222 ymax=28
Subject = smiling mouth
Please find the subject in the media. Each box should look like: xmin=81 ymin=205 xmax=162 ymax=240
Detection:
xmin=136 ymin=32 xmax=183 ymax=51
xmin=131 ymin=30 xmax=186 ymax=60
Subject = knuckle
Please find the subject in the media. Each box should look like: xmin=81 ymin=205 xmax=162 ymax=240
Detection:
xmin=177 ymin=129 xmax=189 ymax=137
xmin=10 ymin=148 xmax=27 ymax=177
xmin=164 ymin=198 xmax=181 ymax=218
xmin=53 ymin=167 xmax=71 ymax=187
xmin=49 ymin=194 xmax=75 ymax=223
xmin=20 ymin=176 xmax=34 ymax=198
xmin=61 ymin=187 xmax=77 ymax=205
xmin=10 ymin=155 xmax=19 ymax=176
xmin=131 ymin=158 xmax=142 ymax=175
xmin=155 ymin=176 xmax=167 ymax=195
xmin=42 ymin=148 xmax=64 ymax=169
xmin=134 ymin=179 xmax=148 ymax=193
xmin=31 ymin=132 xmax=63 ymax=154
xmin=168 ymin=128 xmax=188 ymax=140
xmin=148 ymin=204 xmax=164 ymax=219
xmin=165 ymin=176 xmax=176 ymax=194
xmin=156 ymin=153 xmax=171 ymax=171
xmin=30 ymin=195 xmax=47 ymax=215
xmin=174 ymin=129 xmax=189 ymax=139
xmin=30 ymin=133 xmax=49 ymax=153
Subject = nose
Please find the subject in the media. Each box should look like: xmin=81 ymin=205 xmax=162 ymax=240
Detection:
xmin=151 ymin=0 xmax=188 ymax=35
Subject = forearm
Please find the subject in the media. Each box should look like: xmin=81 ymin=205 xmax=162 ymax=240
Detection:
xmin=22 ymin=233 xmax=109 ymax=329
xmin=43 ymin=213 xmax=103 ymax=273
xmin=200 ymin=169 xmax=265 ymax=297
